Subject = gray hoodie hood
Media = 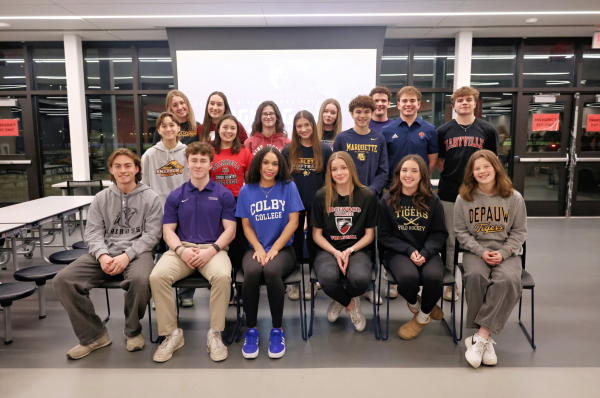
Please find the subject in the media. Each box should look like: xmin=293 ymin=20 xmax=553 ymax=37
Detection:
xmin=141 ymin=141 xmax=189 ymax=206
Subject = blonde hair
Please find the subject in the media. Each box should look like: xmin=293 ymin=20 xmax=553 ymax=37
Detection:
xmin=397 ymin=86 xmax=422 ymax=102
xmin=451 ymin=86 xmax=480 ymax=105
xmin=324 ymin=152 xmax=365 ymax=214
xmin=317 ymin=99 xmax=343 ymax=141
xmin=165 ymin=90 xmax=197 ymax=133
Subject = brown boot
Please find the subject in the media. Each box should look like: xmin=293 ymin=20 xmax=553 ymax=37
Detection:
xmin=407 ymin=296 xmax=444 ymax=321
xmin=398 ymin=315 xmax=430 ymax=340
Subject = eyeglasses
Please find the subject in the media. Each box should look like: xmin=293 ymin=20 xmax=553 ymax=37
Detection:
xmin=262 ymin=112 xmax=276 ymax=118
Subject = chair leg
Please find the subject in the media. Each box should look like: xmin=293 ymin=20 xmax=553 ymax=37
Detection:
xmin=299 ymin=265 xmax=307 ymax=341
xmin=459 ymin=284 xmax=465 ymax=341
xmin=518 ymin=288 xmax=536 ymax=350
xmin=147 ymin=301 xmax=162 ymax=344
xmin=229 ymin=283 xmax=244 ymax=344
xmin=440 ymin=284 xmax=458 ymax=344
xmin=382 ymin=282 xmax=390 ymax=341
xmin=373 ymin=280 xmax=381 ymax=340
xmin=37 ymin=283 xmax=46 ymax=319
xmin=308 ymin=281 xmax=315 ymax=337
xmin=3 ymin=304 xmax=12 ymax=344
xmin=175 ymin=288 xmax=180 ymax=318
xmin=102 ymin=289 xmax=110 ymax=325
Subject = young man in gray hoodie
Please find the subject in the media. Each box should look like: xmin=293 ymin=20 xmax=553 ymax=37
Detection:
xmin=54 ymin=148 xmax=163 ymax=360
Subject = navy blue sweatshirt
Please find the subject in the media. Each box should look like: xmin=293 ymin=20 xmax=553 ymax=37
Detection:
xmin=333 ymin=128 xmax=389 ymax=195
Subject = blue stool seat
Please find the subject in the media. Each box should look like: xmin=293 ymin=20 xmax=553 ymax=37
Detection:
xmin=14 ymin=265 xmax=65 ymax=286
xmin=49 ymin=249 xmax=89 ymax=265
xmin=72 ymin=241 xmax=87 ymax=250
xmin=0 ymin=282 xmax=37 ymax=344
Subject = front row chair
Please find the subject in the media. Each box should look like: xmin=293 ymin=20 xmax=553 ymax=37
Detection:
xmin=0 ymin=282 xmax=36 ymax=344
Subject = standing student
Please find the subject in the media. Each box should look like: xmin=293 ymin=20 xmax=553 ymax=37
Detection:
xmin=198 ymin=91 xmax=248 ymax=144
xmin=152 ymin=90 xmax=200 ymax=145
xmin=53 ymin=149 xmax=162 ymax=359
xmin=333 ymin=95 xmax=388 ymax=304
xmin=311 ymin=152 xmax=377 ymax=332
xmin=244 ymin=101 xmax=290 ymax=156
xmin=236 ymin=147 xmax=304 ymax=359
xmin=437 ymin=86 xmax=499 ymax=302
xmin=378 ymin=155 xmax=448 ymax=340
xmin=282 ymin=110 xmax=333 ymax=301
xmin=150 ymin=142 xmax=236 ymax=363
xmin=369 ymin=86 xmax=395 ymax=132
xmin=317 ymin=99 xmax=343 ymax=148
xmin=454 ymin=150 xmax=527 ymax=369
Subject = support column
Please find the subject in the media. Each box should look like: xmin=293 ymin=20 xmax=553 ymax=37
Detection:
xmin=63 ymin=34 xmax=90 ymax=180
xmin=453 ymin=31 xmax=473 ymax=91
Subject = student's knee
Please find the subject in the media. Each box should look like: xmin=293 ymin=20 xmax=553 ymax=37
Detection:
xmin=210 ymin=270 xmax=232 ymax=289
xmin=52 ymin=268 xmax=69 ymax=292
xmin=263 ymin=265 xmax=283 ymax=285
xmin=316 ymin=266 xmax=339 ymax=291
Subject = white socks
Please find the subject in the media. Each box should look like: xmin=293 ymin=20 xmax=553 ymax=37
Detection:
xmin=408 ymin=300 xmax=421 ymax=313
xmin=416 ymin=310 xmax=430 ymax=324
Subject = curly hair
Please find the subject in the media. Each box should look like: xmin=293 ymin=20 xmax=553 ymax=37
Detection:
xmin=247 ymin=146 xmax=293 ymax=187
xmin=459 ymin=150 xmax=514 ymax=202
xmin=251 ymin=101 xmax=287 ymax=137
xmin=199 ymin=91 xmax=233 ymax=143
xmin=451 ymin=86 xmax=480 ymax=105
xmin=388 ymin=155 xmax=432 ymax=214
xmin=108 ymin=148 xmax=142 ymax=184
xmin=288 ymin=110 xmax=324 ymax=174
xmin=349 ymin=95 xmax=376 ymax=113
xmin=369 ymin=86 xmax=392 ymax=101
xmin=213 ymin=114 xmax=243 ymax=155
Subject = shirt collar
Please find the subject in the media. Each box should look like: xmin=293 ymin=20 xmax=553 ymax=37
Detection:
xmin=186 ymin=179 xmax=215 ymax=192
xmin=398 ymin=116 xmax=423 ymax=127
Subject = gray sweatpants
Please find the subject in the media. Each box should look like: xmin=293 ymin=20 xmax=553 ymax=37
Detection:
xmin=462 ymin=252 xmax=522 ymax=335
xmin=53 ymin=252 xmax=153 ymax=346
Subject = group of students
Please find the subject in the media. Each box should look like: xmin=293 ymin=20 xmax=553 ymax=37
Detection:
xmin=52 ymin=85 xmax=527 ymax=369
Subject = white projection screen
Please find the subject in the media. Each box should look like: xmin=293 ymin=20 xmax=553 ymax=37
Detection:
xmin=176 ymin=49 xmax=377 ymax=133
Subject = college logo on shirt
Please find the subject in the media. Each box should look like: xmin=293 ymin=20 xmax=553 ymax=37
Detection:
xmin=296 ymin=157 xmax=315 ymax=176
xmin=329 ymin=206 xmax=361 ymax=240
xmin=396 ymin=206 xmax=428 ymax=232
xmin=419 ymin=132 xmax=425 ymax=139
xmin=111 ymin=207 xmax=141 ymax=234
xmin=336 ymin=217 xmax=352 ymax=234
xmin=444 ymin=136 xmax=484 ymax=151
xmin=178 ymin=130 xmax=196 ymax=138
xmin=357 ymin=153 xmax=366 ymax=161
xmin=469 ymin=206 xmax=509 ymax=235
xmin=156 ymin=160 xmax=184 ymax=177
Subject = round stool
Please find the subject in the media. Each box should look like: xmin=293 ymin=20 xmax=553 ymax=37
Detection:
xmin=14 ymin=264 xmax=66 ymax=319
xmin=72 ymin=241 xmax=87 ymax=250
xmin=0 ymin=283 xmax=36 ymax=344
xmin=49 ymin=249 xmax=89 ymax=265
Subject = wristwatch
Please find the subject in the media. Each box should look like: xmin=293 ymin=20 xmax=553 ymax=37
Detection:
xmin=211 ymin=243 xmax=221 ymax=253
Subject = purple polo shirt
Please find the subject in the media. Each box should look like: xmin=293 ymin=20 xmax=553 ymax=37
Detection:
xmin=163 ymin=179 xmax=236 ymax=244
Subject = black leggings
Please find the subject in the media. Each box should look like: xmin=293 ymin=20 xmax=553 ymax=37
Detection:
xmin=292 ymin=209 xmax=317 ymax=268
xmin=242 ymin=246 xmax=296 ymax=328
xmin=385 ymin=252 xmax=444 ymax=314
xmin=313 ymin=250 xmax=372 ymax=308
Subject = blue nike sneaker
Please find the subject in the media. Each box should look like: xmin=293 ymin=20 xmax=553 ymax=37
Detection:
xmin=268 ymin=328 xmax=285 ymax=359
xmin=242 ymin=328 xmax=259 ymax=359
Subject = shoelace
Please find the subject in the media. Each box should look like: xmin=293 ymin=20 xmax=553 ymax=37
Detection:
xmin=473 ymin=337 xmax=487 ymax=356
xmin=244 ymin=331 xmax=258 ymax=346
xmin=348 ymin=307 xmax=361 ymax=324
xmin=159 ymin=334 xmax=179 ymax=351
xmin=270 ymin=331 xmax=284 ymax=345
xmin=485 ymin=337 xmax=497 ymax=351
xmin=210 ymin=332 xmax=226 ymax=350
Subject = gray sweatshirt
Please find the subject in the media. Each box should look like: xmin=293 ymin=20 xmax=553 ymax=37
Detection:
xmin=454 ymin=189 xmax=527 ymax=260
xmin=141 ymin=141 xmax=190 ymax=206
xmin=84 ymin=183 xmax=163 ymax=261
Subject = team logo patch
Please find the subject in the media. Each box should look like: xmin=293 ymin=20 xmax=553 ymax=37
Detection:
xmin=419 ymin=132 xmax=425 ymax=139
xmin=156 ymin=160 xmax=184 ymax=177
xmin=336 ymin=217 xmax=352 ymax=235
xmin=222 ymin=166 xmax=230 ymax=174
xmin=357 ymin=153 xmax=366 ymax=161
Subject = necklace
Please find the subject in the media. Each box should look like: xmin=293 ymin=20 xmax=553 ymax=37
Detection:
xmin=259 ymin=183 xmax=276 ymax=198
xmin=457 ymin=120 xmax=474 ymax=132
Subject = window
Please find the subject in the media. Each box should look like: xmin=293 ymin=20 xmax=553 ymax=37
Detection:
xmin=523 ymin=42 xmax=575 ymax=88
xmin=84 ymin=47 xmax=133 ymax=90
xmin=140 ymin=94 xmax=166 ymax=153
xmin=32 ymin=47 xmax=67 ymax=91
xmin=581 ymin=45 xmax=600 ymax=87
xmin=138 ymin=47 xmax=174 ymax=90
xmin=413 ymin=44 xmax=454 ymax=89
xmin=0 ymin=48 xmax=26 ymax=91
xmin=380 ymin=42 xmax=408 ymax=92
xmin=471 ymin=43 xmax=517 ymax=88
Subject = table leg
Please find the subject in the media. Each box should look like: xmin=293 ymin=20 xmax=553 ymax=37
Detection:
xmin=79 ymin=208 xmax=85 ymax=240
xmin=11 ymin=235 xmax=19 ymax=271
xmin=4 ymin=305 xmax=12 ymax=344
xmin=61 ymin=216 xmax=69 ymax=250
xmin=38 ymin=225 xmax=51 ymax=264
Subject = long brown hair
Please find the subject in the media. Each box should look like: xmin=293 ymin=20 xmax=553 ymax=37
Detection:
xmin=251 ymin=101 xmax=287 ymax=137
xmin=199 ymin=91 xmax=233 ymax=142
xmin=459 ymin=149 xmax=514 ymax=202
xmin=388 ymin=155 xmax=432 ymax=213
xmin=213 ymin=114 xmax=243 ymax=155
xmin=288 ymin=110 xmax=323 ymax=174
xmin=165 ymin=90 xmax=197 ymax=133
xmin=324 ymin=152 xmax=365 ymax=214
xmin=317 ymin=99 xmax=342 ymax=141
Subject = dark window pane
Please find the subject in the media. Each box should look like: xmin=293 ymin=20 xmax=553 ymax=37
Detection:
xmin=380 ymin=42 xmax=408 ymax=91
xmin=581 ymin=45 xmax=600 ymax=87
xmin=84 ymin=48 xmax=133 ymax=90
xmin=138 ymin=48 xmax=174 ymax=90
xmin=32 ymin=47 xmax=67 ymax=91
xmin=0 ymin=169 xmax=29 ymax=203
xmin=87 ymin=95 xmax=136 ymax=181
xmin=471 ymin=44 xmax=517 ymax=88
xmin=481 ymin=93 xmax=514 ymax=174
xmin=0 ymin=48 xmax=26 ymax=91
xmin=576 ymin=164 xmax=600 ymax=201
xmin=35 ymin=96 xmax=73 ymax=196
xmin=527 ymin=101 xmax=566 ymax=153
xmin=413 ymin=45 xmax=454 ymax=89
xmin=523 ymin=42 xmax=575 ymax=88
xmin=524 ymin=166 xmax=561 ymax=201
xmin=0 ymin=99 xmax=25 ymax=155
xmin=580 ymin=101 xmax=600 ymax=152
xmin=140 ymin=94 xmax=166 ymax=154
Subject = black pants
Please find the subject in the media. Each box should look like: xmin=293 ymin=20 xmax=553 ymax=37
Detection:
xmin=230 ymin=217 xmax=248 ymax=272
xmin=242 ymin=246 xmax=296 ymax=328
xmin=292 ymin=209 xmax=317 ymax=268
xmin=385 ymin=252 xmax=444 ymax=314
xmin=313 ymin=250 xmax=372 ymax=308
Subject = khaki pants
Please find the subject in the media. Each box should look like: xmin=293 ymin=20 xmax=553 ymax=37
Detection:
xmin=149 ymin=242 xmax=232 ymax=335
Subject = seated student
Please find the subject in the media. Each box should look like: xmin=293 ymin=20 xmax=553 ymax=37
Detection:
xmin=244 ymin=101 xmax=290 ymax=156
xmin=454 ymin=149 xmax=527 ymax=369
xmin=150 ymin=142 xmax=236 ymax=363
xmin=311 ymin=152 xmax=377 ymax=331
xmin=53 ymin=149 xmax=163 ymax=360
xmin=198 ymin=91 xmax=248 ymax=143
xmin=152 ymin=90 xmax=200 ymax=145
xmin=236 ymin=147 xmax=304 ymax=359
xmin=378 ymin=155 xmax=448 ymax=340
xmin=282 ymin=110 xmax=333 ymax=301
xmin=317 ymin=99 xmax=343 ymax=148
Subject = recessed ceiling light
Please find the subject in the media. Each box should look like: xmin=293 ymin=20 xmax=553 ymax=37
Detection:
xmin=0 ymin=23 xmax=12 ymax=28
xmin=525 ymin=18 xmax=538 ymax=24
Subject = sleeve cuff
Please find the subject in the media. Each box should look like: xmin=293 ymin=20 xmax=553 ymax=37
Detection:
xmin=125 ymin=247 xmax=137 ymax=262
xmin=94 ymin=249 xmax=109 ymax=261
xmin=498 ymin=248 xmax=511 ymax=260
xmin=473 ymin=246 xmax=486 ymax=257
xmin=419 ymin=249 xmax=431 ymax=261
xmin=406 ymin=246 xmax=418 ymax=256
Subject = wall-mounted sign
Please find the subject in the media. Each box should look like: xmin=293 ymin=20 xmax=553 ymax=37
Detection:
xmin=587 ymin=114 xmax=600 ymax=132
xmin=532 ymin=114 xmax=559 ymax=131
xmin=593 ymin=32 xmax=600 ymax=49
xmin=0 ymin=119 xmax=19 ymax=136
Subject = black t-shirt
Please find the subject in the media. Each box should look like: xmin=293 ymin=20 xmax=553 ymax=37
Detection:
xmin=311 ymin=186 xmax=378 ymax=251
xmin=282 ymin=142 xmax=333 ymax=210
xmin=152 ymin=121 xmax=199 ymax=145
xmin=321 ymin=130 xmax=335 ymax=148
xmin=437 ymin=118 xmax=499 ymax=202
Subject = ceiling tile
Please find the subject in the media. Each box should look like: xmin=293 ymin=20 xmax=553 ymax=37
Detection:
xmin=59 ymin=3 xmax=264 ymax=15
xmin=107 ymin=29 xmax=169 ymax=40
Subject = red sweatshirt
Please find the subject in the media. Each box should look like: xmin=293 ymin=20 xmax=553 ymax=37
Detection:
xmin=244 ymin=132 xmax=290 ymax=156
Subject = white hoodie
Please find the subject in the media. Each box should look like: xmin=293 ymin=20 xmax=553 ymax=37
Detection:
xmin=141 ymin=141 xmax=190 ymax=206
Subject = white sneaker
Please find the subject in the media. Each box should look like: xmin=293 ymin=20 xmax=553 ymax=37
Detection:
xmin=207 ymin=329 xmax=228 ymax=362
xmin=363 ymin=290 xmax=383 ymax=305
xmin=385 ymin=284 xmax=398 ymax=298
xmin=482 ymin=337 xmax=497 ymax=366
xmin=304 ymin=283 xmax=319 ymax=300
xmin=443 ymin=285 xmax=459 ymax=302
xmin=346 ymin=297 xmax=366 ymax=332
xmin=327 ymin=300 xmax=344 ymax=322
xmin=287 ymin=285 xmax=300 ymax=301
xmin=153 ymin=328 xmax=185 ymax=363
xmin=465 ymin=334 xmax=488 ymax=369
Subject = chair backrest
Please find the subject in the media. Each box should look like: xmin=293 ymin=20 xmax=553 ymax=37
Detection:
xmin=454 ymin=237 xmax=527 ymax=270
xmin=66 ymin=180 xmax=104 ymax=196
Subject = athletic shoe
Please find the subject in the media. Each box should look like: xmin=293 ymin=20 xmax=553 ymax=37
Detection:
xmin=124 ymin=331 xmax=145 ymax=352
xmin=242 ymin=328 xmax=259 ymax=359
xmin=443 ymin=285 xmax=459 ymax=302
xmin=364 ymin=290 xmax=383 ymax=305
xmin=153 ymin=328 xmax=185 ymax=363
xmin=304 ymin=283 xmax=319 ymax=300
xmin=465 ymin=334 xmax=488 ymax=369
xmin=346 ymin=297 xmax=366 ymax=332
xmin=327 ymin=300 xmax=344 ymax=322
xmin=268 ymin=328 xmax=286 ymax=359
xmin=66 ymin=331 xmax=112 ymax=360
xmin=287 ymin=285 xmax=300 ymax=301
xmin=180 ymin=298 xmax=194 ymax=307
xmin=482 ymin=337 xmax=498 ymax=366
xmin=385 ymin=284 xmax=399 ymax=298
xmin=207 ymin=329 xmax=228 ymax=362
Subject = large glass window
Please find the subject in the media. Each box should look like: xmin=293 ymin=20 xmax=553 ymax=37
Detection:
xmin=140 ymin=94 xmax=165 ymax=153
xmin=138 ymin=47 xmax=174 ymax=90
xmin=35 ymin=96 xmax=72 ymax=196
xmin=87 ymin=95 xmax=136 ymax=181
xmin=0 ymin=168 xmax=29 ymax=203
xmin=576 ymin=164 xmax=600 ymax=201
xmin=380 ymin=42 xmax=408 ymax=92
xmin=0 ymin=99 xmax=25 ymax=155
xmin=580 ymin=101 xmax=600 ymax=152
xmin=471 ymin=44 xmax=517 ymax=88
xmin=32 ymin=48 xmax=67 ymax=91
xmin=480 ymin=93 xmax=514 ymax=173
xmin=581 ymin=45 xmax=600 ymax=87
xmin=413 ymin=44 xmax=454 ymax=89
xmin=84 ymin=47 xmax=133 ymax=90
xmin=0 ymin=48 xmax=26 ymax=91
xmin=523 ymin=42 xmax=575 ymax=88
xmin=526 ymin=101 xmax=566 ymax=153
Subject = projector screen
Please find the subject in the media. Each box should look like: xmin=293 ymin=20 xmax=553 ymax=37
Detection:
xmin=176 ymin=49 xmax=377 ymax=134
